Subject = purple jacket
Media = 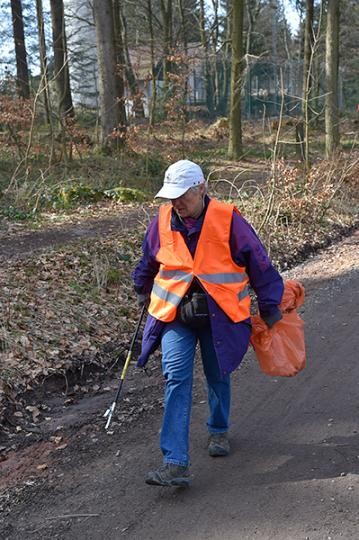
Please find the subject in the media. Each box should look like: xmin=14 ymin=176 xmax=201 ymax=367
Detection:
xmin=132 ymin=197 xmax=284 ymax=375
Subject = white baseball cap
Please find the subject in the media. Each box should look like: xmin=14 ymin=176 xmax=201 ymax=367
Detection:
xmin=155 ymin=160 xmax=205 ymax=199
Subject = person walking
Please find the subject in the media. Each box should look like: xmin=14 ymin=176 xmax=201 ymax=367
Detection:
xmin=132 ymin=159 xmax=284 ymax=487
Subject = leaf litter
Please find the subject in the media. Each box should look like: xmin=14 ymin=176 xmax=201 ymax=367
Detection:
xmin=0 ymin=225 xmax=145 ymax=422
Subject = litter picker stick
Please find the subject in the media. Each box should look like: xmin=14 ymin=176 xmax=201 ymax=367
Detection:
xmin=104 ymin=304 xmax=147 ymax=430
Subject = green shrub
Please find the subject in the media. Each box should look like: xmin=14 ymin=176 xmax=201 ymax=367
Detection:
xmin=142 ymin=154 xmax=166 ymax=177
xmin=51 ymin=183 xmax=104 ymax=208
xmin=0 ymin=206 xmax=35 ymax=220
xmin=106 ymin=268 xmax=123 ymax=285
xmin=104 ymin=186 xmax=147 ymax=202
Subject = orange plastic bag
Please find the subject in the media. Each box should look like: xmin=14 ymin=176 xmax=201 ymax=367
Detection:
xmin=250 ymin=280 xmax=306 ymax=377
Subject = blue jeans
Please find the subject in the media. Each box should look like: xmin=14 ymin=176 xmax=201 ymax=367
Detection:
xmin=160 ymin=320 xmax=230 ymax=467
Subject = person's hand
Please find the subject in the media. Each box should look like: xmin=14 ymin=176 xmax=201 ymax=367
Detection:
xmin=262 ymin=310 xmax=283 ymax=328
xmin=137 ymin=293 xmax=150 ymax=307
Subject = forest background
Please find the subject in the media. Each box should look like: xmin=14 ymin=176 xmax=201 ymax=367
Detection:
xmin=0 ymin=0 xmax=358 ymax=422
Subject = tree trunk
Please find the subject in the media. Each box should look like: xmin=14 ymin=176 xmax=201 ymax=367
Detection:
xmin=160 ymin=0 xmax=173 ymax=98
xmin=10 ymin=0 xmax=30 ymax=99
xmin=116 ymin=1 xmax=145 ymax=119
xmin=302 ymin=0 xmax=314 ymax=115
xmin=49 ymin=0 xmax=74 ymax=117
xmin=245 ymin=0 xmax=263 ymax=56
xmin=178 ymin=0 xmax=189 ymax=112
xmin=36 ymin=0 xmax=51 ymax=124
xmin=211 ymin=0 xmax=220 ymax=111
xmin=199 ymin=0 xmax=214 ymax=116
xmin=112 ymin=0 xmax=127 ymax=119
xmin=218 ymin=0 xmax=231 ymax=116
xmin=325 ymin=0 xmax=340 ymax=158
xmin=93 ymin=0 xmax=127 ymax=147
xmin=178 ymin=0 xmax=188 ymax=55
xmin=147 ymin=0 xmax=157 ymax=128
xmin=245 ymin=0 xmax=253 ymax=56
xmin=228 ymin=0 xmax=244 ymax=160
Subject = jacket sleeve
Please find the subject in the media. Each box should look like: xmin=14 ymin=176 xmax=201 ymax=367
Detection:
xmin=230 ymin=212 xmax=284 ymax=327
xmin=132 ymin=215 xmax=160 ymax=295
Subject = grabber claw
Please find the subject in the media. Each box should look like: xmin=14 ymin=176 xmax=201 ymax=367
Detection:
xmin=104 ymin=402 xmax=116 ymax=430
xmin=103 ymin=304 xmax=147 ymax=431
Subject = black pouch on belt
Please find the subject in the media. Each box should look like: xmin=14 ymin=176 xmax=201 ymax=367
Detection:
xmin=177 ymin=290 xmax=209 ymax=329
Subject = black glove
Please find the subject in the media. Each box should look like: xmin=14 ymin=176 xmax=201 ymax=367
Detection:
xmin=137 ymin=293 xmax=150 ymax=307
xmin=261 ymin=309 xmax=283 ymax=328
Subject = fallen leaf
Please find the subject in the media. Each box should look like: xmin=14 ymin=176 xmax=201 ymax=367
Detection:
xmin=26 ymin=405 xmax=41 ymax=422
xmin=50 ymin=435 xmax=63 ymax=444
xmin=20 ymin=335 xmax=31 ymax=348
xmin=56 ymin=444 xmax=68 ymax=451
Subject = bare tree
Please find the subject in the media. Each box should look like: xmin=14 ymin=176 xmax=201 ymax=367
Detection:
xmin=210 ymin=0 xmax=220 ymax=110
xmin=93 ymin=0 xmax=127 ymax=147
xmin=112 ymin=0 xmax=126 ymax=115
xmin=228 ymin=0 xmax=244 ymax=159
xmin=302 ymin=0 xmax=314 ymax=115
xmin=115 ymin=0 xmax=145 ymax=118
xmin=10 ymin=0 xmax=30 ymax=99
xmin=49 ymin=0 xmax=74 ymax=117
xmin=199 ymin=0 xmax=214 ymax=115
xmin=178 ymin=0 xmax=189 ymax=111
xmin=217 ymin=0 xmax=232 ymax=116
xmin=325 ymin=0 xmax=340 ymax=157
xmin=160 ymin=0 xmax=173 ymax=97
xmin=245 ymin=0 xmax=264 ymax=56
xmin=146 ymin=0 xmax=157 ymax=128
xmin=35 ymin=0 xmax=51 ymax=124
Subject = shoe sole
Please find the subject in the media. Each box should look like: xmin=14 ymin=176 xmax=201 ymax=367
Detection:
xmin=208 ymin=447 xmax=230 ymax=457
xmin=145 ymin=477 xmax=190 ymax=487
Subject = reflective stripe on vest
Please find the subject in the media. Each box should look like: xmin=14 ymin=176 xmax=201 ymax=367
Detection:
xmin=148 ymin=199 xmax=251 ymax=323
xmin=152 ymin=282 xmax=183 ymax=307
xmin=159 ymin=269 xmax=193 ymax=282
xmin=197 ymin=272 xmax=248 ymax=284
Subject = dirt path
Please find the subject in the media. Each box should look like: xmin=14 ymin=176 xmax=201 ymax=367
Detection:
xmin=1 ymin=232 xmax=359 ymax=540
xmin=0 ymin=204 xmax=157 ymax=259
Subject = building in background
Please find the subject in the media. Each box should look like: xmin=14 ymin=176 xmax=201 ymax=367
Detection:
xmin=63 ymin=0 xmax=306 ymax=120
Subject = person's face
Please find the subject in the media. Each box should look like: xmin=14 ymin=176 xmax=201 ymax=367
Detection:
xmin=171 ymin=184 xmax=205 ymax=219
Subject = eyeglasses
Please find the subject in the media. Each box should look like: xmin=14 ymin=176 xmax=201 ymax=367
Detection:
xmin=171 ymin=186 xmax=201 ymax=202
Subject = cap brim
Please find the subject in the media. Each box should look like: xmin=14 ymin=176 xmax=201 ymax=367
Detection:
xmin=155 ymin=185 xmax=189 ymax=199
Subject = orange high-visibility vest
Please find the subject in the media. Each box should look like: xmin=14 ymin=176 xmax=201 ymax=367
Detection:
xmin=148 ymin=198 xmax=251 ymax=323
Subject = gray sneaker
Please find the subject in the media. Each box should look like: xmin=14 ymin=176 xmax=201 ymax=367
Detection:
xmin=208 ymin=432 xmax=230 ymax=457
xmin=145 ymin=463 xmax=190 ymax=487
